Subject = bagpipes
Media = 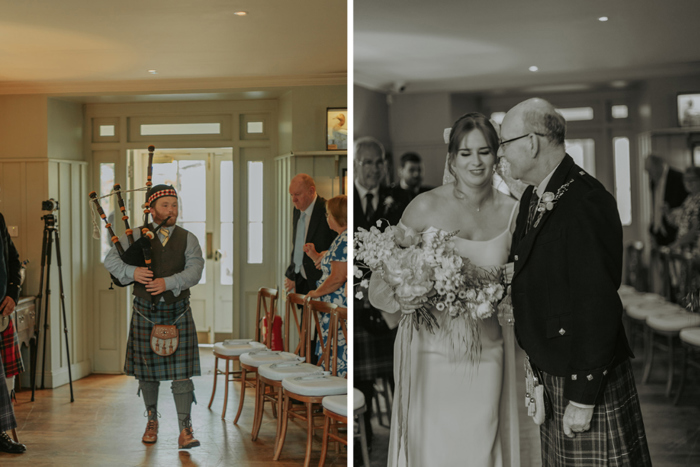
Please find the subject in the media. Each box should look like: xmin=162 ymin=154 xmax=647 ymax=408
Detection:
xmin=89 ymin=145 xmax=170 ymax=287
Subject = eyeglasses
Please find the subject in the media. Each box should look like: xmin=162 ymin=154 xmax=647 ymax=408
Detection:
xmin=499 ymin=132 xmax=546 ymax=148
xmin=358 ymin=159 xmax=385 ymax=168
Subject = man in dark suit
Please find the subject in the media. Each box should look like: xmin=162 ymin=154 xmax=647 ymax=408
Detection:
xmin=284 ymin=174 xmax=337 ymax=295
xmin=501 ymin=98 xmax=651 ymax=466
xmin=396 ymin=152 xmax=432 ymax=200
xmin=353 ymin=137 xmax=410 ymax=448
xmin=645 ymin=154 xmax=688 ymax=246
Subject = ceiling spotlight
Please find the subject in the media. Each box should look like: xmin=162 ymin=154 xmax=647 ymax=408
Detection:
xmin=148 ymin=69 xmax=158 ymax=74
xmin=598 ymin=16 xmax=609 ymax=22
xmin=233 ymin=11 xmax=247 ymax=16
xmin=529 ymin=66 xmax=539 ymax=72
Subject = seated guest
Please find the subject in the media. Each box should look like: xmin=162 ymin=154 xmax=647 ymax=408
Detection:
xmin=396 ymin=152 xmax=431 ymax=200
xmin=0 ymin=212 xmax=26 ymax=454
xmin=304 ymin=195 xmax=348 ymax=377
xmin=646 ymin=154 xmax=688 ymax=246
xmin=668 ymin=166 xmax=700 ymax=253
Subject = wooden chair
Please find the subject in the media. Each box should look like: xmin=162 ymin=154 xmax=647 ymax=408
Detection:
xmin=274 ymin=298 xmax=347 ymax=467
xmin=674 ymin=326 xmax=700 ymax=404
xmin=247 ymin=292 xmax=311 ymax=442
xmin=644 ymin=251 xmax=700 ymax=396
xmin=319 ymin=307 xmax=350 ymax=467
xmin=207 ymin=287 xmax=277 ymax=421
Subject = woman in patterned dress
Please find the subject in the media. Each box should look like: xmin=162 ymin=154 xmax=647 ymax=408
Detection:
xmin=305 ymin=195 xmax=348 ymax=376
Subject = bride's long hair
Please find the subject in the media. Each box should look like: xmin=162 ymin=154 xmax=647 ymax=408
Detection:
xmin=445 ymin=112 xmax=500 ymax=196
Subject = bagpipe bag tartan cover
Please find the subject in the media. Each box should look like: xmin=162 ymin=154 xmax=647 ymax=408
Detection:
xmin=124 ymin=297 xmax=201 ymax=381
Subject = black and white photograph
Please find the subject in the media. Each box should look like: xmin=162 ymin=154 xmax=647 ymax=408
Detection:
xmin=354 ymin=1 xmax=700 ymax=466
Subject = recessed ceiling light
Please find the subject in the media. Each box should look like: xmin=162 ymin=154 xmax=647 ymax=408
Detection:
xmin=148 ymin=69 xmax=158 ymax=75
xmin=598 ymin=16 xmax=609 ymax=22
xmin=529 ymin=66 xmax=539 ymax=72
xmin=233 ymin=11 xmax=247 ymax=16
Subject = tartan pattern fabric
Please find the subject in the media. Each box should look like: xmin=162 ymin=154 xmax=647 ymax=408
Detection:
xmin=124 ymin=297 xmax=201 ymax=381
xmin=0 ymin=350 xmax=17 ymax=432
xmin=354 ymin=323 xmax=397 ymax=381
xmin=539 ymin=359 xmax=652 ymax=466
xmin=1 ymin=319 xmax=25 ymax=378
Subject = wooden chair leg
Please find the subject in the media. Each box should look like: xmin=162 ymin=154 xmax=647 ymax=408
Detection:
xmin=381 ymin=377 xmax=393 ymax=420
xmin=642 ymin=326 xmax=654 ymax=384
xmin=674 ymin=345 xmax=688 ymax=405
xmin=274 ymin=386 xmax=284 ymax=450
xmin=252 ymin=378 xmax=264 ymax=441
xmin=319 ymin=413 xmax=331 ymax=467
xmin=10 ymin=428 xmax=19 ymax=443
xmin=666 ymin=335 xmax=675 ymax=398
xmin=274 ymin=393 xmax=290 ymax=461
xmin=208 ymin=356 xmax=219 ymax=409
xmin=222 ymin=359 xmax=230 ymax=420
xmin=234 ymin=367 xmax=248 ymax=424
xmin=304 ymin=401 xmax=314 ymax=467
xmin=357 ymin=410 xmax=371 ymax=467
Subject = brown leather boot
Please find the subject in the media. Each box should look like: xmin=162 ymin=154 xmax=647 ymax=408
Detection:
xmin=142 ymin=419 xmax=158 ymax=444
xmin=178 ymin=426 xmax=200 ymax=449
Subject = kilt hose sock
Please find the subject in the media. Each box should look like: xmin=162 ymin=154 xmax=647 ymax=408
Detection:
xmin=138 ymin=380 xmax=160 ymax=421
xmin=172 ymin=379 xmax=196 ymax=431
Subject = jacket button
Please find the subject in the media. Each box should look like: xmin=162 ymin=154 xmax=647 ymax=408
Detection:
xmin=514 ymin=255 xmax=519 ymax=261
xmin=587 ymin=374 xmax=594 ymax=381
xmin=559 ymin=328 xmax=565 ymax=336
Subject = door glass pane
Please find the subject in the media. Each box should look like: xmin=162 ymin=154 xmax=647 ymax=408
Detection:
xmin=220 ymin=161 xmax=234 ymax=222
xmin=247 ymin=161 xmax=263 ymax=264
xmin=220 ymin=222 xmax=234 ymax=285
xmin=99 ymin=163 xmax=116 ymax=263
xmin=565 ymin=139 xmax=595 ymax=177
xmin=613 ymin=137 xmax=632 ymax=226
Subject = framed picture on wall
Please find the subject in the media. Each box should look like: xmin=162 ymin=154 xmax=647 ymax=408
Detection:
xmin=677 ymin=93 xmax=700 ymax=127
xmin=341 ymin=168 xmax=347 ymax=194
xmin=327 ymin=107 xmax=347 ymax=150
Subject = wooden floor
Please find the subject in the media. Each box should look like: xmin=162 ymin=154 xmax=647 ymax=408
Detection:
xmin=366 ymin=341 xmax=700 ymax=467
xmin=4 ymin=347 xmax=346 ymax=466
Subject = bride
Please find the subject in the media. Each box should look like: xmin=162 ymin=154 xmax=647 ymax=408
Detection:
xmin=379 ymin=113 xmax=521 ymax=467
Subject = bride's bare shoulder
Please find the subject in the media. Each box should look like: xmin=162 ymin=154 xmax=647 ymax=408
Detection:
xmin=495 ymin=190 xmax=518 ymax=211
xmin=401 ymin=186 xmax=449 ymax=230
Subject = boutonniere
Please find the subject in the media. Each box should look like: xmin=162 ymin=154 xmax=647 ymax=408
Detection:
xmin=533 ymin=179 xmax=574 ymax=227
xmin=383 ymin=196 xmax=395 ymax=211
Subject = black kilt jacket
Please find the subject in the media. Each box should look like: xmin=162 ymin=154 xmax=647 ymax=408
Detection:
xmin=509 ymin=155 xmax=634 ymax=405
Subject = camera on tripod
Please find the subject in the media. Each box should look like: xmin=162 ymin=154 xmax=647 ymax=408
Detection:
xmin=41 ymin=198 xmax=59 ymax=212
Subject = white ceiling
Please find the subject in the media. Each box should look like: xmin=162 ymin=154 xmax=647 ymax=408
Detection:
xmin=0 ymin=0 xmax=347 ymax=99
xmin=354 ymin=0 xmax=700 ymax=94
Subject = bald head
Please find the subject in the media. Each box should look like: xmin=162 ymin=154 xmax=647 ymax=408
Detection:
xmin=289 ymin=174 xmax=317 ymax=211
xmin=499 ymin=98 xmax=567 ymax=186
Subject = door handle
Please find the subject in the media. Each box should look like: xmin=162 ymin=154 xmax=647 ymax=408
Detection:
xmin=214 ymin=249 xmax=223 ymax=261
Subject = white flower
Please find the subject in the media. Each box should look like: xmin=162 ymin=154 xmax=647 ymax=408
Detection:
xmin=436 ymin=302 xmax=446 ymax=311
xmin=384 ymin=196 xmax=395 ymax=207
xmin=355 ymin=291 xmax=364 ymax=300
xmin=360 ymin=279 xmax=369 ymax=288
xmin=476 ymin=301 xmax=493 ymax=319
xmin=446 ymin=292 xmax=456 ymax=303
xmin=354 ymin=266 xmax=363 ymax=278
xmin=466 ymin=289 xmax=477 ymax=301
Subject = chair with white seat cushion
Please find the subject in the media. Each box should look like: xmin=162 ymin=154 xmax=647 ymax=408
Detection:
xmin=254 ymin=293 xmax=319 ymax=444
xmin=208 ymin=287 xmax=277 ymax=421
xmin=275 ymin=300 xmax=347 ymax=467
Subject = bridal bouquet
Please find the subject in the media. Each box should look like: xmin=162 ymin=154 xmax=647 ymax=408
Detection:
xmin=354 ymin=221 xmax=509 ymax=338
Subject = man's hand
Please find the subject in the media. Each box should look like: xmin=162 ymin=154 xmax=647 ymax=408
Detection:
xmin=145 ymin=278 xmax=167 ymax=295
xmin=0 ymin=296 xmax=16 ymax=317
xmin=134 ymin=267 xmax=154 ymax=284
xmin=562 ymin=403 xmax=594 ymax=438
xmin=284 ymin=277 xmax=295 ymax=293
xmin=503 ymin=262 xmax=514 ymax=285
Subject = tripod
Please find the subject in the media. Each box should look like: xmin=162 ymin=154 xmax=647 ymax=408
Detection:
xmin=30 ymin=212 xmax=75 ymax=403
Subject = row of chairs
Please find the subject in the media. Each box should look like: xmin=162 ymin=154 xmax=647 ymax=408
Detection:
xmin=206 ymin=287 xmax=360 ymax=467
xmin=621 ymin=246 xmax=700 ymax=403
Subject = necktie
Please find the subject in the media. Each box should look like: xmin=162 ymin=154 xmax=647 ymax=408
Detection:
xmin=365 ymin=193 xmax=376 ymax=222
xmin=293 ymin=212 xmax=306 ymax=273
xmin=525 ymin=191 xmax=540 ymax=234
xmin=161 ymin=227 xmax=170 ymax=246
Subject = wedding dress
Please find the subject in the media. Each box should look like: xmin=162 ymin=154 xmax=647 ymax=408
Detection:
xmin=386 ymin=207 xmax=520 ymax=467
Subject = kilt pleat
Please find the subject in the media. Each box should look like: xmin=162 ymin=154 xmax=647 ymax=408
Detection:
xmin=539 ymin=359 xmax=652 ymax=467
xmin=124 ymin=297 xmax=201 ymax=381
xmin=0 ymin=352 xmax=17 ymax=432
xmin=1 ymin=319 xmax=24 ymax=377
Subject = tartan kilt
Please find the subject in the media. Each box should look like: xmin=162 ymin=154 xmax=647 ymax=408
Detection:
xmin=124 ymin=297 xmax=201 ymax=382
xmin=354 ymin=303 xmax=397 ymax=381
xmin=539 ymin=359 xmax=652 ymax=467
xmin=1 ymin=319 xmax=24 ymax=378
xmin=0 ymin=352 xmax=17 ymax=432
